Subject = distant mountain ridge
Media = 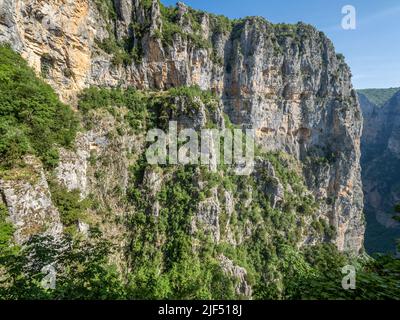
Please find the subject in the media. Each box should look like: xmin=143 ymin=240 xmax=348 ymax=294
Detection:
xmin=358 ymin=87 xmax=400 ymax=108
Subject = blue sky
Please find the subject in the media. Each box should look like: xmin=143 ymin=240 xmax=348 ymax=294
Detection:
xmin=161 ymin=0 xmax=400 ymax=89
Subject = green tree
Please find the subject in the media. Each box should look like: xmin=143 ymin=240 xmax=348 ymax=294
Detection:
xmin=0 ymin=235 xmax=126 ymax=300
xmin=0 ymin=45 xmax=78 ymax=168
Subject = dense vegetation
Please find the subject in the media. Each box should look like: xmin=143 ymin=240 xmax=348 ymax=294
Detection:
xmin=125 ymin=165 xmax=237 ymax=299
xmin=0 ymin=204 xmax=14 ymax=251
xmin=358 ymin=87 xmax=400 ymax=108
xmin=48 ymin=179 xmax=92 ymax=235
xmin=0 ymin=45 xmax=78 ymax=168
xmin=93 ymin=0 xmax=329 ymax=69
xmin=1 ymin=43 xmax=400 ymax=300
xmin=124 ymin=161 xmax=320 ymax=299
xmin=0 ymin=235 xmax=126 ymax=299
xmin=77 ymin=85 xmax=218 ymax=132
xmin=94 ymin=0 xmax=235 ymax=65
xmin=76 ymin=85 xmax=400 ymax=300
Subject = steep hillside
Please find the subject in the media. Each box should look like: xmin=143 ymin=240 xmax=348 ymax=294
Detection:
xmin=359 ymin=89 xmax=400 ymax=253
xmin=0 ymin=0 xmax=365 ymax=252
xmin=4 ymin=0 xmax=397 ymax=300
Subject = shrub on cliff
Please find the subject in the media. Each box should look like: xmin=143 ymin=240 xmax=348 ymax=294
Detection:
xmin=0 ymin=45 xmax=78 ymax=168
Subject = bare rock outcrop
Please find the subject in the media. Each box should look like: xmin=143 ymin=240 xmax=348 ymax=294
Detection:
xmin=218 ymin=254 xmax=252 ymax=298
xmin=0 ymin=156 xmax=63 ymax=244
xmin=359 ymin=90 xmax=400 ymax=252
xmin=0 ymin=0 xmax=364 ymax=254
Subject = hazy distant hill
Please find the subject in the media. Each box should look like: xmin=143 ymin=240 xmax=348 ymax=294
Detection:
xmin=358 ymin=87 xmax=400 ymax=108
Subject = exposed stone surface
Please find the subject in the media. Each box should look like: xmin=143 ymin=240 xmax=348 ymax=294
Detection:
xmin=142 ymin=167 xmax=163 ymax=217
xmin=0 ymin=0 xmax=101 ymax=104
xmin=223 ymin=190 xmax=237 ymax=245
xmin=218 ymin=254 xmax=252 ymax=298
xmin=0 ymin=0 xmax=364 ymax=255
xmin=194 ymin=188 xmax=221 ymax=243
xmin=254 ymin=159 xmax=284 ymax=208
xmin=56 ymin=132 xmax=90 ymax=199
xmin=78 ymin=220 xmax=90 ymax=236
xmin=359 ymin=90 xmax=400 ymax=252
xmin=0 ymin=156 xmax=63 ymax=244
xmin=56 ymin=109 xmax=142 ymax=200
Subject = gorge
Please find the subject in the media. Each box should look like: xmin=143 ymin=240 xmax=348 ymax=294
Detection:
xmin=0 ymin=0 xmax=399 ymax=299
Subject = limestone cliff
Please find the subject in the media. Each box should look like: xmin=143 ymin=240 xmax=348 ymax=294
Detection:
xmin=0 ymin=1 xmax=368 ymax=300
xmin=0 ymin=0 xmax=364 ymax=254
xmin=359 ymin=90 xmax=400 ymax=253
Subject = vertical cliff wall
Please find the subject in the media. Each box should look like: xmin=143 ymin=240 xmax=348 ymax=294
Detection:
xmin=359 ymin=90 xmax=400 ymax=253
xmin=0 ymin=0 xmax=364 ymax=254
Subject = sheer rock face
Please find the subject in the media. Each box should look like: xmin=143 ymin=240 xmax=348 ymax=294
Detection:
xmin=360 ymin=91 xmax=400 ymax=251
xmin=218 ymin=254 xmax=252 ymax=298
xmin=0 ymin=157 xmax=63 ymax=244
xmin=0 ymin=0 xmax=100 ymax=104
xmin=56 ymin=111 xmax=141 ymax=200
xmin=193 ymin=188 xmax=221 ymax=243
xmin=0 ymin=0 xmax=364 ymax=253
